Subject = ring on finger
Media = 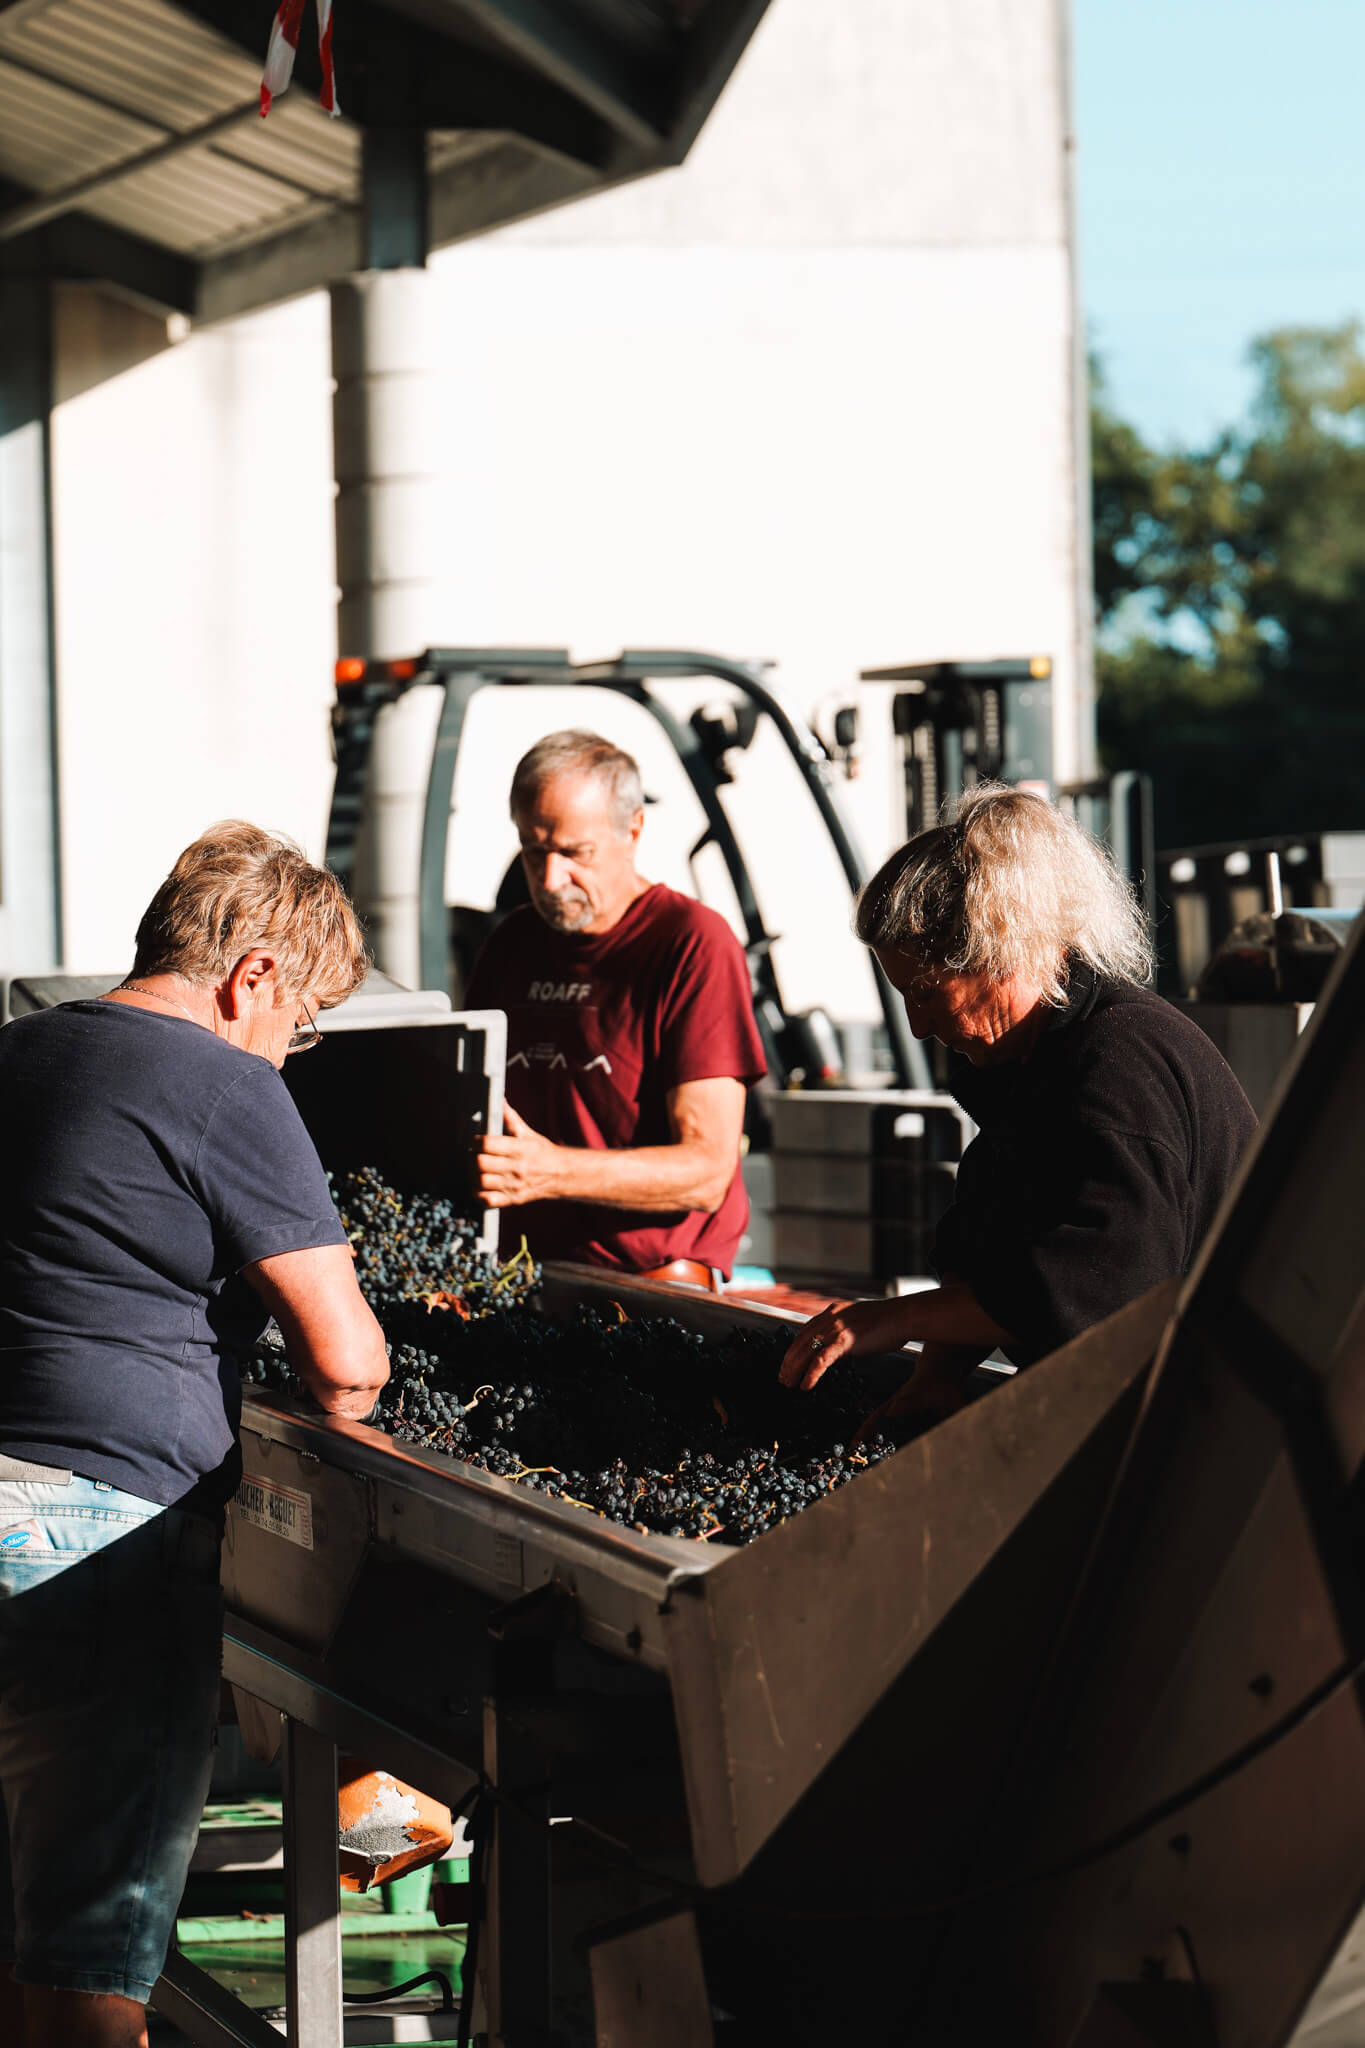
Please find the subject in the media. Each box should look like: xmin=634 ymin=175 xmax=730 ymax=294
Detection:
xmin=809 ymin=1335 xmax=825 ymax=1353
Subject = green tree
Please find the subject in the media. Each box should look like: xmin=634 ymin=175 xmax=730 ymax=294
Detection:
xmin=1093 ymin=323 xmax=1365 ymax=845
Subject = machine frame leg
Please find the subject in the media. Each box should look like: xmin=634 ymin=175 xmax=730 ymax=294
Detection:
xmin=151 ymin=1947 xmax=284 ymax=2048
xmin=282 ymin=1716 xmax=343 ymax=2048
xmin=482 ymin=1632 xmax=557 ymax=2046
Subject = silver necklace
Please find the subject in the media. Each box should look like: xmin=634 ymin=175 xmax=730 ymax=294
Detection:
xmin=119 ymin=981 xmax=201 ymax=1026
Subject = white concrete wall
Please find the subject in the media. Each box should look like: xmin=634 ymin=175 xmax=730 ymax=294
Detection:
xmin=49 ymin=287 xmax=336 ymax=972
xmin=433 ymin=0 xmax=1084 ymax=773
xmin=37 ymin=0 xmax=1085 ymax=1004
xmin=422 ymin=0 xmax=1085 ymax=1018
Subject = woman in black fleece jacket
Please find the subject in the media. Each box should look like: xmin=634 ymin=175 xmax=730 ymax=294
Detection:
xmin=778 ymin=786 xmax=1256 ymax=1433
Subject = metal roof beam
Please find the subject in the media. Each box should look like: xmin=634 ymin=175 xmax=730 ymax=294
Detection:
xmin=0 ymin=42 xmax=357 ymax=211
xmin=0 ymin=181 xmax=196 ymax=315
xmin=193 ymin=135 xmax=615 ymax=327
xmin=44 ymin=214 xmax=197 ymax=318
xmin=436 ymin=0 xmax=674 ymax=154
xmin=193 ymin=199 xmax=363 ymax=326
xmin=666 ymin=0 xmax=771 ymax=159
xmin=346 ymin=17 xmax=621 ymax=167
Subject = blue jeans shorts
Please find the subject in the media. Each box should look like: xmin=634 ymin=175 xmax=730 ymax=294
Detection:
xmin=0 ymin=1459 xmax=223 ymax=2003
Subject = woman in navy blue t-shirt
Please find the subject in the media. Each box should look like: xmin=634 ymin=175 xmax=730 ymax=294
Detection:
xmin=0 ymin=821 xmax=389 ymax=2048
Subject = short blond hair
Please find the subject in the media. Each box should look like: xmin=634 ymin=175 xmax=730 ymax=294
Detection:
xmin=854 ymin=785 xmax=1153 ymax=1005
xmin=132 ymin=821 xmax=368 ymax=1009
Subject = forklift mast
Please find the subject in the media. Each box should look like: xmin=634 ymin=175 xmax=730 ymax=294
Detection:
xmin=860 ymin=654 xmax=1154 ymax=923
xmin=860 ymin=655 xmax=1056 ymax=839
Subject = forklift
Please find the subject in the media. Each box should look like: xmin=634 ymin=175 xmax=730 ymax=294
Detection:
xmin=325 ymin=646 xmax=931 ymax=1098
xmin=326 ymin=647 xmax=981 ymax=1295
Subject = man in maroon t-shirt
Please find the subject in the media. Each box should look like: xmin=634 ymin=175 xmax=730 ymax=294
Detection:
xmin=468 ymin=731 xmax=766 ymax=1281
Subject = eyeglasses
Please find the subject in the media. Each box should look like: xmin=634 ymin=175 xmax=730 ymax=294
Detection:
xmin=286 ymin=1000 xmax=322 ymax=1055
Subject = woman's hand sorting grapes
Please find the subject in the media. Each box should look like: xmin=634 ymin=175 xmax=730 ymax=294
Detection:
xmin=779 ymin=1283 xmax=1015 ymax=1394
xmin=778 ymin=1297 xmax=921 ymax=1392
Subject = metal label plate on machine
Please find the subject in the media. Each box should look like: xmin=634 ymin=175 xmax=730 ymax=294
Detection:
xmin=235 ymin=1472 xmax=314 ymax=1549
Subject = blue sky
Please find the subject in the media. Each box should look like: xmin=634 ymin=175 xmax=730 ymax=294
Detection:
xmin=1073 ymin=0 xmax=1365 ymax=449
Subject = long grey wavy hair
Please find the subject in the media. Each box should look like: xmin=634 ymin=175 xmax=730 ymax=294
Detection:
xmin=854 ymin=785 xmax=1153 ymax=1005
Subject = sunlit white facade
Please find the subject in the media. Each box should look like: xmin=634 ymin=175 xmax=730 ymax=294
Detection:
xmin=13 ymin=0 xmax=1087 ymax=991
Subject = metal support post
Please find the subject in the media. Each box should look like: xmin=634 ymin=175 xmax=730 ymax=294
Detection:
xmin=282 ymin=1716 xmax=343 ymax=2048
xmin=482 ymin=1589 xmax=571 ymax=2046
xmin=0 ymin=271 xmax=62 ymax=972
xmin=482 ymin=1653 xmax=555 ymax=2045
xmin=361 ymin=126 xmax=428 ymax=273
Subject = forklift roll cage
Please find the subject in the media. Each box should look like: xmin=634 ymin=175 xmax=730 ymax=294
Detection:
xmin=326 ymin=647 xmax=931 ymax=1090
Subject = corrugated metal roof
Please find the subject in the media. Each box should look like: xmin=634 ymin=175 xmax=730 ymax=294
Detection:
xmin=0 ymin=0 xmax=770 ymax=321
xmin=214 ymin=100 xmax=360 ymax=202
xmin=0 ymin=54 xmax=161 ymax=193
xmin=84 ymin=143 xmax=329 ymax=256
xmin=4 ymin=0 xmax=259 ymax=128
xmin=0 ymin=0 xmax=358 ymax=255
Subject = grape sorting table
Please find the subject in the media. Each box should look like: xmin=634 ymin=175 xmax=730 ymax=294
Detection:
xmin=154 ymin=1263 xmax=1168 ymax=2048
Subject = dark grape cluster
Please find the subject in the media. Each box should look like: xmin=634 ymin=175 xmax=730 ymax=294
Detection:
xmin=243 ymin=1170 xmax=896 ymax=1547
xmin=324 ymin=1165 xmax=541 ymax=1317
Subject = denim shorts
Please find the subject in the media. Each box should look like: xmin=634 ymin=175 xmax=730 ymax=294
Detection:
xmin=0 ymin=1459 xmax=223 ymax=2003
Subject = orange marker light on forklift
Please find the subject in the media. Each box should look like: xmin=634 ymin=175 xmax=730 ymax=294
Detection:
xmin=387 ymin=658 xmax=419 ymax=681
xmin=335 ymin=657 xmax=367 ymax=685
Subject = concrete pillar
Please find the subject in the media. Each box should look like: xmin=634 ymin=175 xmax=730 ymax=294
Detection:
xmin=330 ymin=267 xmax=441 ymax=987
xmin=0 ymin=273 xmax=62 ymax=973
xmin=330 ymin=268 xmax=437 ymax=662
xmin=347 ymin=676 xmax=444 ymax=989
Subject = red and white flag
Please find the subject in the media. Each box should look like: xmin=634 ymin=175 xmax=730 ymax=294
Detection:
xmin=261 ymin=0 xmax=339 ymax=118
